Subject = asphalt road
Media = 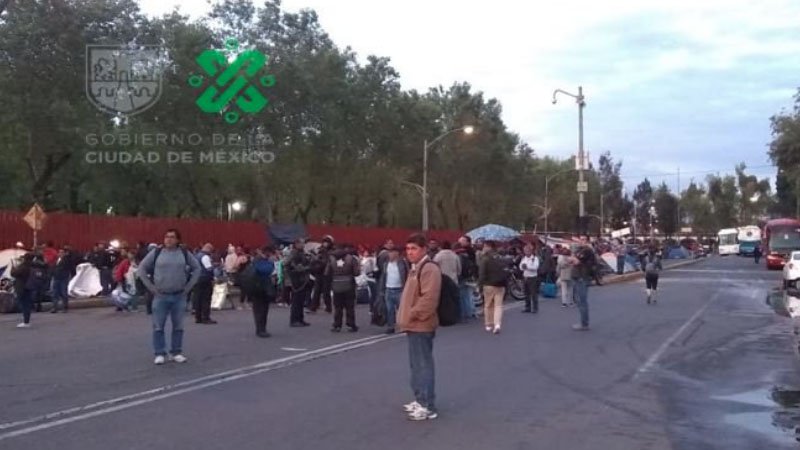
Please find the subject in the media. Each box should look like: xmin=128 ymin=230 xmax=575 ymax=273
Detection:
xmin=1 ymin=255 xmax=798 ymax=450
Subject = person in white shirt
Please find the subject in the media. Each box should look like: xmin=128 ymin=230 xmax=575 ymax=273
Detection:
xmin=519 ymin=244 xmax=540 ymax=313
xmin=433 ymin=241 xmax=461 ymax=284
xmin=377 ymin=247 xmax=409 ymax=334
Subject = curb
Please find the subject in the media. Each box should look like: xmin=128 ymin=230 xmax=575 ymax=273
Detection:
xmin=601 ymin=256 xmax=709 ymax=286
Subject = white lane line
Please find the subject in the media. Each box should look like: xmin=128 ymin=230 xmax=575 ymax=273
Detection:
xmin=0 ymin=333 xmax=401 ymax=440
xmin=633 ymin=292 xmax=719 ymax=380
xmin=668 ymin=269 xmax=772 ymax=274
xmin=280 ymin=347 xmax=308 ymax=352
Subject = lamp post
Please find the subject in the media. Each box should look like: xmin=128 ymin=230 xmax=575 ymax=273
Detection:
xmin=544 ymin=168 xmax=575 ymax=237
xmin=227 ymin=201 xmax=243 ymax=221
xmin=422 ymin=125 xmax=474 ymax=231
xmin=552 ymin=86 xmax=587 ymax=227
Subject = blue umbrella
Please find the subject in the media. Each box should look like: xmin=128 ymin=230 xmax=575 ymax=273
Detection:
xmin=466 ymin=224 xmax=520 ymax=242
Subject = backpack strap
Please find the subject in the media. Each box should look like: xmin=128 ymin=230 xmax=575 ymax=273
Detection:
xmin=416 ymin=260 xmax=439 ymax=297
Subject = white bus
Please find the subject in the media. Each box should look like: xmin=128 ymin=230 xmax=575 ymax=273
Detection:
xmin=718 ymin=228 xmax=739 ymax=256
xmin=737 ymin=225 xmax=762 ymax=256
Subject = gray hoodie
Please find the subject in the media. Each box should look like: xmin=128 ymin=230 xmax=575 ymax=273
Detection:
xmin=136 ymin=247 xmax=201 ymax=296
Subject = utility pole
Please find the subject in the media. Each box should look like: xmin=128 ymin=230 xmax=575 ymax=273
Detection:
xmin=552 ymin=86 xmax=587 ymax=233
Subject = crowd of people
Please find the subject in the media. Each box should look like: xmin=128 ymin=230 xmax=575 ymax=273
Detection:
xmin=6 ymin=229 xmax=671 ymax=421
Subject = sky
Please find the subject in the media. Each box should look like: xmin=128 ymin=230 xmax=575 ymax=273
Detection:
xmin=138 ymin=0 xmax=800 ymax=193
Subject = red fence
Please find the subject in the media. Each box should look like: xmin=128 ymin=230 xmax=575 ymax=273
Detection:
xmin=0 ymin=210 xmax=462 ymax=252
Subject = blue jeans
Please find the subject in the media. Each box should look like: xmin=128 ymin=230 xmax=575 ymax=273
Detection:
xmin=152 ymin=293 xmax=186 ymax=356
xmin=51 ymin=278 xmax=69 ymax=311
xmin=385 ymin=288 xmax=402 ymax=328
xmin=407 ymin=331 xmax=436 ymax=412
xmin=574 ymin=278 xmax=589 ymax=327
xmin=459 ymin=282 xmax=475 ymax=320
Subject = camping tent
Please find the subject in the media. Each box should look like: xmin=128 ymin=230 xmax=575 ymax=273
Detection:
xmin=68 ymin=263 xmax=103 ymax=298
xmin=599 ymin=252 xmax=637 ymax=274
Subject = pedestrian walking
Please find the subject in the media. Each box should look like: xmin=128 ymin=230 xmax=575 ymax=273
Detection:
xmin=398 ymin=233 xmax=442 ymax=421
xmin=11 ymin=253 xmax=47 ymax=328
xmin=455 ymin=236 xmax=478 ymax=322
xmin=571 ymin=236 xmax=595 ymax=331
xmin=754 ymin=244 xmax=762 ymax=264
xmin=137 ymin=229 xmax=201 ymax=365
xmin=641 ymin=248 xmax=663 ymax=304
xmin=330 ymin=246 xmax=360 ymax=332
xmin=478 ymin=241 xmax=509 ymax=334
xmin=519 ymin=244 xmax=540 ymax=313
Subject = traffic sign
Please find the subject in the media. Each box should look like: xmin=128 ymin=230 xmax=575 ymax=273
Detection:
xmin=23 ymin=203 xmax=46 ymax=231
xmin=576 ymin=181 xmax=588 ymax=193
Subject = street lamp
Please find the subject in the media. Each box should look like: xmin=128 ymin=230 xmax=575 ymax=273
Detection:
xmin=227 ymin=201 xmax=244 ymax=221
xmin=422 ymin=125 xmax=475 ymax=231
xmin=544 ymin=168 xmax=575 ymax=237
xmin=552 ymin=86 xmax=587 ymax=225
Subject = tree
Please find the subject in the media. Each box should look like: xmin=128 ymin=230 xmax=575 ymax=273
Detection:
xmin=632 ymin=179 xmax=654 ymax=234
xmin=734 ymin=163 xmax=771 ymax=224
xmin=680 ymin=181 xmax=714 ymax=233
xmin=653 ymin=183 xmax=679 ymax=236
xmin=597 ymin=151 xmax=625 ymax=229
xmin=706 ymin=174 xmax=739 ymax=228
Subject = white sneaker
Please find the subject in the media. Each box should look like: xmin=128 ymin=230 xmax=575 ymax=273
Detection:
xmin=169 ymin=354 xmax=188 ymax=363
xmin=403 ymin=401 xmax=422 ymax=413
xmin=485 ymin=326 xmax=492 ymax=332
xmin=407 ymin=406 xmax=438 ymax=421
xmin=154 ymin=355 xmax=166 ymax=365
xmin=493 ymin=325 xmax=501 ymax=334
xmin=16 ymin=322 xmax=30 ymax=328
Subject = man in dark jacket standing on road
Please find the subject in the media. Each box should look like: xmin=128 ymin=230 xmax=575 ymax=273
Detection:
xmin=286 ymin=238 xmax=312 ymax=327
xmin=398 ymin=233 xmax=442 ymax=421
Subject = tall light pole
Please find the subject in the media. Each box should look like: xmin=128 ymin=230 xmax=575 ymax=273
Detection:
xmin=227 ymin=200 xmax=243 ymax=221
xmin=422 ymin=125 xmax=474 ymax=231
xmin=552 ymin=86 xmax=587 ymax=231
xmin=544 ymin=167 xmax=575 ymax=237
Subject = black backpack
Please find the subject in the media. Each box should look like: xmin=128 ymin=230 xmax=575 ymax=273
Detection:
xmin=240 ymin=258 xmax=276 ymax=298
xmin=25 ymin=263 xmax=48 ymax=292
xmin=417 ymin=261 xmax=461 ymax=327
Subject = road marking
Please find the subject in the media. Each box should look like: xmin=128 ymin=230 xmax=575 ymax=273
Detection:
xmin=668 ymin=269 xmax=771 ymax=274
xmin=633 ymin=292 xmax=719 ymax=380
xmin=280 ymin=347 xmax=308 ymax=352
xmin=0 ymin=333 xmax=403 ymax=441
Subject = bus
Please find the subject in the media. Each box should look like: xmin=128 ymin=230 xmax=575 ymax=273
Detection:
xmin=764 ymin=218 xmax=800 ymax=270
xmin=737 ymin=225 xmax=762 ymax=256
xmin=717 ymin=228 xmax=739 ymax=256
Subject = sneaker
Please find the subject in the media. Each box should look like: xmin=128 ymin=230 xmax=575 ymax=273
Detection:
xmin=485 ymin=326 xmax=492 ymax=333
xmin=16 ymin=322 xmax=31 ymax=328
xmin=385 ymin=328 xmax=395 ymax=335
xmin=403 ymin=401 xmax=422 ymax=413
xmin=331 ymin=326 xmax=342 ymax=333
xmin=169 ymin=354 xmax=188 ymax=363
xmin=347 ymin=326 xmax=359 ymax=333
xmin=572 ymin=324 xmax=590 ymax=331
xmin=256 ymin=331 xmax=271 ymax=338
xmin=154 ymin=355 xmax=166 ymax=365
xmin=493 ymin=325 xmax=501 ymax=334
xmin=407 ymin=407 xmax=438 ymax=421
xmin=561 ymin=303 xmax=568 ymax=308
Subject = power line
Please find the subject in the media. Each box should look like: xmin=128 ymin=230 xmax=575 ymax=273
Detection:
xmin=618 ymin=164 xmax=776 ymax=180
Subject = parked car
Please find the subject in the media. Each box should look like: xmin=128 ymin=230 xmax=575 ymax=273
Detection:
xmin=783 ymin=251 xmax=800 ymax=288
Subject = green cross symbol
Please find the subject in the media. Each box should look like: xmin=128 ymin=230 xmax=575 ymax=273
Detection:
xmin=188 ymin=38 xmax=276 ymax=124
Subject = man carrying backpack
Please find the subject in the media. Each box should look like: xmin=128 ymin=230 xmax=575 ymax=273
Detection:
xmin=398 ymin=233 xmax=442 ymax=421
xmin=11 ymin=253 xmax=47 ymax=328
xmin=240 ymin=246 xmax=277 ymax=338
xmin=641 ymin=247 xmax=663 ymax=304
xmin=478 ymin=240 xmax=509 ymax=334
xmin=137 ymin=229 xmax=201 ymax=365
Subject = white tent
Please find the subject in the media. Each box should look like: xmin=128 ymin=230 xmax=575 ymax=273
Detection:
xmin=0 ymin=248 xmax=26 ymax=292
xmin=68 ymin=263 xmax=103 ymax=298
xmin=600 ymin=252 xmax=637 ymax=274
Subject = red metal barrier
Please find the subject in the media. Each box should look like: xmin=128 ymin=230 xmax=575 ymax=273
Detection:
xmin=0 ymin=210 xmax=462 ymax=252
